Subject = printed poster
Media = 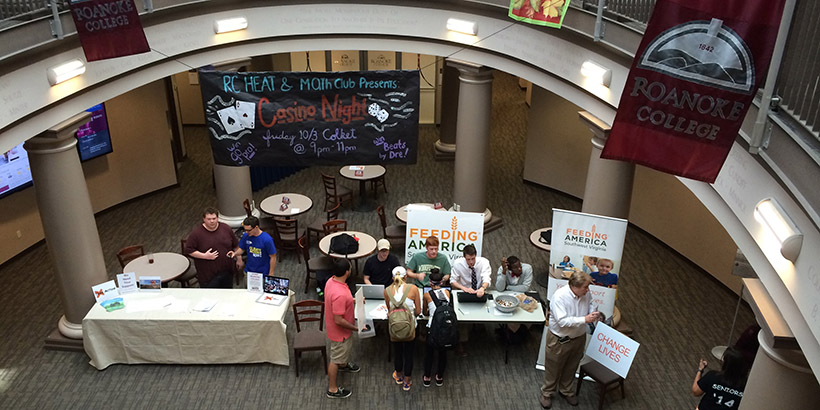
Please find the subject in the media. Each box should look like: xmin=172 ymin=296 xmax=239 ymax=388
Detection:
xmin=550 ymin=209 xmax=627 ymax=289
xmin=404 ymin=210 xmax=485 ymax=264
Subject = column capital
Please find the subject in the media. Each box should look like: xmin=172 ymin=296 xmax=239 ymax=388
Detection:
xmin=578 ymin=111 xmax=611 ymax=149
xmin=24 ymin=111 xmax=91 ymax=154
xmin=446 ymin=59 xmax=494 ymax=83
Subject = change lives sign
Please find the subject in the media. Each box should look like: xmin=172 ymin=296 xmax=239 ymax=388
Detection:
xmin=69 ymin=0 xmax=150 ymax=61
xmin=404 ymin=210 xmax=484 ymax=263
xmin=585 ymin=322 xmax=640 ymax=378
xmin=602 ymin=0 xmax=787 ymax=183
xmin=550 ymin=209 xmax=627 ymax=287
xmin=199 ymin=70 xmax=420 ymax=167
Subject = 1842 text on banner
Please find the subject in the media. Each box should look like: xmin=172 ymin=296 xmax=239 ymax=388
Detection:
xmin=601 ymin=0 xmax=787 ymax=183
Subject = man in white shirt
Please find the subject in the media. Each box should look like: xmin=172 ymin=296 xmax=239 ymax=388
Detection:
xmin=449 ymin=244 xmax=491 ymax=297
xmin=539 ymin=271 xmax=601 ymax=409
xmin=496 ymin=256 xmax=533 ymax=292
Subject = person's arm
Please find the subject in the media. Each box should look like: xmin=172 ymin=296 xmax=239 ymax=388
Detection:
xmin=692 ymin=359 xmax=707 ymax=396
xmin=333 ymin=314 xmax=359 ymax=331
xmin=496 ymin=266 xmax=508 ymax=291
xmin=332 ymin=294 xmax=360 ymax=331
xmin=507 ymin=264 xmax=534 ymax=292
xmin=268 ymin=254 xmax=277 ymax=277
xmin=441 ymin=259 xmax=451 ymax=283
xmin=364 ymin=275 xmax=373 ymax=285
xmin=191 ymin=248 xmax=219 ymax=260
xmin=411 ymin=287 xmax=422 ymax=316
xmin=476 ymin=259 xmax=491 ymax=297
xmin=422 ymin=292 xmax=431 ymax=316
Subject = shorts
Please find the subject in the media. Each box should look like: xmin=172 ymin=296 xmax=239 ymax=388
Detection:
xmin=330 ymin=336 xmax=354 ymax=364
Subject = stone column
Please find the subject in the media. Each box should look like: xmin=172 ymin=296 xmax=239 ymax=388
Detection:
xmin=435 ymin=63 xmax=460 ymax=160
xmin=738 ymin=333 xmax=820 ymax=410
xmin=449 ymin=59 xmax=498 ymax=228
xmin=24 ymin=112 xmax=107 ymax=341
xmin=578 ymin=111 xmax=635 ymax=219
xmin=213 ymin=164 xmax=255 ymax=227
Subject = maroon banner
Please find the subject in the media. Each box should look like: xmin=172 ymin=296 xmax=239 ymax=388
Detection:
xmin=601 ymin=0 xmax=786 ymax=183
xmin=69 ymin=0 xmax=150 ymax=62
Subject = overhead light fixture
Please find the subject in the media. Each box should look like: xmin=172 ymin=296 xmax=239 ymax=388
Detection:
xmin=581 ymin=60 xmax=612 ymax=88
xmin=754 ymin=198 xmax=803 ymax=263
xmin=214 ymin=17 xmax=248 ymax=34
xmin=47 ymin=59 xmax=85 ymax=86
xmin=447 ymin=18 xmax=478 ymax=36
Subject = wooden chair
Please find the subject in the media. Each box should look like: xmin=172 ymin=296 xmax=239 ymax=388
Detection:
xmin=377 ymin=205 xmax=406 ymax=248
xmin=292 ymin=299 xmax=328 ymax=377
xmin=175 ymin=239 xmax=199 ymax=288
xmin=117 ymin=245 xmax=145 ymax=268
xmin=299 ymin=236 xmax=335 ymax=293
xmin=243 ymin=198 xmax=276 ymax=233
xmin=271 ymin=218 xmax=302 ymax=263
xmin=370 ymin=174 xmax=387 ymax=199
xmin=306 ymin=202 xmax=341 ymax=248
xmin=322 ymin=219 xmax=348 ymax=235
xmin=321 ymin=173 xmax=354 ymax=211
xmin=576 ymin=360 xmax=625 ymax=410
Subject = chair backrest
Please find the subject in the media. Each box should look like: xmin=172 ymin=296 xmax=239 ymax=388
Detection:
xmin=293 ymin=299 xmax=325 ymax=332
xmin=298 ymin=235 xmax=310 ymax=263
xmin=117 ymin=245 xmax=145 ymax=268
xmin=376 ymin=205 xmax=388 ymax=235
xmin=321 ymin=173 xmax=339 ymax=204
xmin=272 ymin=218 xmax=299 ymax=242
xmin=242 ymin=199 xmax=253 ymax=218
xmin=323 ymin=219 xmax=347 ymax=234
xmin=180 ymin=239 xmax=187 ymax=255
xmin=326 ymin=202 xmax=341 ymax=222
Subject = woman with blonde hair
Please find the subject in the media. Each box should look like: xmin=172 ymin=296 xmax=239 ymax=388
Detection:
xmin=384 ymin=266 xmax=421 ymax=391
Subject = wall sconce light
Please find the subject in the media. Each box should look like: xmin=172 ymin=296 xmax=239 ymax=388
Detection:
xmin=214 ymin=17 xmax=248 ymax=34
xmin=47 ymin=59 xmax=85 ymax=86
xmin=754 ymin=198 xmax=803 ymax=263
xmin=581 ymin=60 xmax=612 ymax=88
xmin=447 ymin=18 xmax=478 ymax=36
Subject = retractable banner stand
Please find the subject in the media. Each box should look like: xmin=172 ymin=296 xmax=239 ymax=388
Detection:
xmin=198 ymin=70 xmax=420 ymax=167
xmin=601 ymin=0 xmax=787 ymax=183
xmin=69 ymin=0 xmax=150 ymax=61
xmin=550 ymin=209 xmax=627 ymax=287
xmin=404 ymin=210 xmax=484 ymax=264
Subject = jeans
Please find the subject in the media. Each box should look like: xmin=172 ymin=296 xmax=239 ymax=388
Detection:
xmin=423 ymin=338 xmax=447 ymax=378
xmin=201 ymin=271 xmax=233 ymax=289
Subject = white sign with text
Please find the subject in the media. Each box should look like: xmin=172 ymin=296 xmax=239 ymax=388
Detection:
xmin=585 ymin=322 xmax=640 ymax=378
xmin=404 ymin=210 xmax=484 ymax=263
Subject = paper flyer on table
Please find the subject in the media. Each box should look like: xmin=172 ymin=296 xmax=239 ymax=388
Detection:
xmin=116 ymin=272 xmax=138 ymax=294
xmin=125 ymin=295 xmax=174 ymax=313
xmin=348 ymin=165 xmax=365 ymax=171
xmin=139 ymin=276 xmax=162 ymax=291
xmin=368 ymin=304 xmax=388 ymax=320
xmin=91 ymin=280 xmax=119 ymax=303
xmin=247 ymin=272 xmax=263 ymax=293
xmin=192 ymin=298 xmax=218 ymax=312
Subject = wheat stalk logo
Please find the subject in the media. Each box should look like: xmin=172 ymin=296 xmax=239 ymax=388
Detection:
xmin=451 ymin=217 xmax=458 ymax=230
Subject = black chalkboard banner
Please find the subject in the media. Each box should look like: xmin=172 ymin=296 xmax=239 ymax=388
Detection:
xmin=199 ymin=70 xmax=420 ymax=167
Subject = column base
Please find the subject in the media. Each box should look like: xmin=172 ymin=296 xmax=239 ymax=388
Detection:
xmin=434 ymin=140 xmax=456 ymax=161
xmin=484 ymin=214 xmax=504 ymax=233
xmin=45 ymin=328 xmax=84 ymax=352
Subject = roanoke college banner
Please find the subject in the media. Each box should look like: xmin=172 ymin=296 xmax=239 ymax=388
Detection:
xmin=199 ymin=70 xmax=420 ymax=167
xmin=69 ymin=0 xmax=150 ymax=61
xmin=602 ymin=0 xmax=786 ymax=183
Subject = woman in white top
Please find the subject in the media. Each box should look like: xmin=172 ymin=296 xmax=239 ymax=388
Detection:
xmin=384 ymin=266 xmax=421 ymax=391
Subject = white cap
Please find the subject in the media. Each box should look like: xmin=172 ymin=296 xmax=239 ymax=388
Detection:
xmin=377 ymin=239 xmax=391 ymax=251
xmin=392 ymin=266 xmax=406 ymax=278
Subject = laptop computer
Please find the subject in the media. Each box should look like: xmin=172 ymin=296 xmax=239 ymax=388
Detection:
xmin=355 ymin=284 xmax=385 ymax=299
xmin=456 ymin=291 xmax=493 ymax=303
xmin=256 ymin=276 xmax=290 ymax=306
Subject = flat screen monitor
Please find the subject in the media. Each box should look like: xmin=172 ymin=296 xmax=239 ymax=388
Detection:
xmin=0 ymin=142 xmax=33 ymax=199
xmin=76 ymin=103 xmax=113 ymax=161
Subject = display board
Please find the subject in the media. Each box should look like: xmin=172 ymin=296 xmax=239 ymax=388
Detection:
xmin=404 ymin=210 xmax=485 ymax=263
xmin=199 ymin=70 xmax=420 ymax=166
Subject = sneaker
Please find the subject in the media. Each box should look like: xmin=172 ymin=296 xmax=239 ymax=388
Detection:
xmin=326 ymin=387 xmax=352 ymax=399
xmin=402 ymin=380 xmax=412 ymax=391
xmin=422 ymin=376 xmax=432 ymax=388
xmin=339 ymin=362 xmax=361 ymax=373
xmin=392 ymin=371 xmax=404 ymax=384
xmin=435 ymin=375 xmax=444 ymax=387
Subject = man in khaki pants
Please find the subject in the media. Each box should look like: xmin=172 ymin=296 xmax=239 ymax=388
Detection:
xmin=539 ymin=271 xmax=601 ymax=408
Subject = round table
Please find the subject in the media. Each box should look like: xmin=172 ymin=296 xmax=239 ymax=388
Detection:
xmin=395 ymin=203 xmax=444 ymax=223
xmin=318 ymin=231 xmax=378 ymax=275
xmin=529 ymin=227 xmax=552 ymax=287
xmin=123 ymin=252 xmax=191 ymax=284
xmin=259 ymin=193 xmax=313 ymax=218
xmin=339 ymin=165 xmax=385 ymax=212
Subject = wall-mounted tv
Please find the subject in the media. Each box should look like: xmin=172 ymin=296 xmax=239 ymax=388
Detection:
xmin=76 ymin=103 xmax=113 ymax=162
xmin=0 ymin=142 xmax=33 ymax=199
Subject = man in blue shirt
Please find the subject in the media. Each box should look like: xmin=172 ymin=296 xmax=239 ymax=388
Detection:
xmin=235 ymin=216 xmax=277 ymax=277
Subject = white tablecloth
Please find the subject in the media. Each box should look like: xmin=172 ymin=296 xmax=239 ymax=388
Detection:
xmin=83 ymin=289 xmax=291 ymax=370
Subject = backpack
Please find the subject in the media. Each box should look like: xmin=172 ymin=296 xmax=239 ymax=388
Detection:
xmin=387 ymin=285 xmax=416 ymax=342
xmin=329 ymin=233 xmax=358 ymax=255
xmin=428 ymin=290 xmax=458 ymax=350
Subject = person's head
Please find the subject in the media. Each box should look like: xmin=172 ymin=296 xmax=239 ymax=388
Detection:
xmin=429 ymin=268 xmax=443 ymax=288
xmin=720 ymin=347 xmax=749 ymax=388
xmin=425 ymin=236 xmax=439 ymax=258
xmin=377 ymin=239 xmax=391 ymax=261
xmin=562 ymin=255 xmax=570 ymax=263
xmin=242 ymin=216 xmax=261 ymax=236
xmin=332 ymin=258 xmax=351 ymax=279
xmin=507 ymin=255 xmax=522 ymax=277
xmin=462 ymin=244 xmax=477 ymax=267
xmin=596 ymin=258 xmax=614 ymax=275
xmin=202 ymin=207 xmax=220 ymax=231
xmin=568 ymin=271 xmax=593 ymax=297
xmin=391 ymin=266 xmax=407 ymax=287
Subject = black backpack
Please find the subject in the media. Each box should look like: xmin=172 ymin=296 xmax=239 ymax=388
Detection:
xmin=428 ymin=290 xmax=458 ymax=350
xmin=329 ymin=233 xmax=358 ymax=254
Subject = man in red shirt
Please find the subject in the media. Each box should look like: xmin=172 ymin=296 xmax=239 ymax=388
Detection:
xmin=324 ymin=259 xmax=361 ymax=399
